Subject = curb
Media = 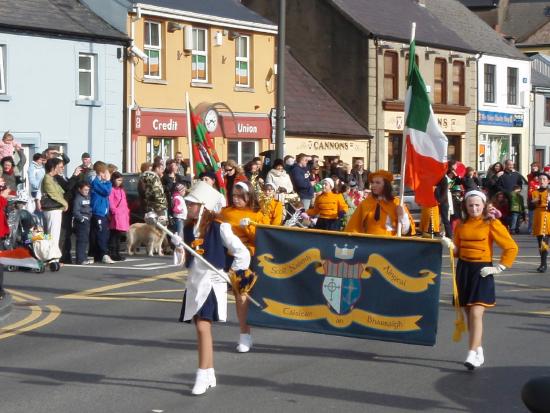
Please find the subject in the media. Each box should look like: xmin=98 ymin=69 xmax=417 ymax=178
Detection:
xmin=0 ymin=292 xmax=13 ymax=322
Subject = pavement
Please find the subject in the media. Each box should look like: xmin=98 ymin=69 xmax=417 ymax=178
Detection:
xmin=0 ymin=234 xmax=549 ymax=412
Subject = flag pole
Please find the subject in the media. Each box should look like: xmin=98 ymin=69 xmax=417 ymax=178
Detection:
xmin=185 ymin=91 xmax=195 ymax=178
xmin=397 ymin=22 xmax=416 ymax=237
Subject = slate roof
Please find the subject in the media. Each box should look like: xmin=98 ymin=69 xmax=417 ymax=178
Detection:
xmin=500 ymin=0 xmax=550 ymax=43
xmin=328 ymin=0 xmax=475 ymax=53
xmin=424 ymin=0 xmax=526 ymax=59
xmin=0 ymin=0 xmax=128 ymax=42
xmin=520 ymin=20 xmax=550 ymax=46
xmin=285 ymin=50 xmax=371 ymax=138
xmin=133 ymin=0 xmax=275 ymax=27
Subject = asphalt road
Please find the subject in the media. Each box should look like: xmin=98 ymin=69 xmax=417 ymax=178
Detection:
xmin=1 ymin=234 xmax=549 ymax=413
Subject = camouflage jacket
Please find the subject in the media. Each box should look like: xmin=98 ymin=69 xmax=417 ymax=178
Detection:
xmin=138 ymin=171 xmax=167 ymax=214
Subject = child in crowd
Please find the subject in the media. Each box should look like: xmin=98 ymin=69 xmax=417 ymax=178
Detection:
xmin=175 ymin=181 xmax=251 ymax=395
xmin=72 ymin=182 xmax=93 ymax=265
xmin=306 ymin=178 xmax=348 ymax=231
xmin=447 ymin=190 xmax=518 ymax=370
xmin=492 ymin=191 xmax=510 ymax=228
xmin=172 ymin=183 xmax=188 ymax=238
xmin=89 ymin=161 xmax=113 ymax=264
xmin=0 ymin=132 xmax=22 ymax=159
xmin=509 ymin=185 xmax=525 ymax=234
xmin=108 ymin=172 xmax=130 ymax=261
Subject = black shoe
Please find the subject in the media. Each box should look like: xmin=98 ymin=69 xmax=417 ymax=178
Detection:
xmin=112 ymin=255 xmax=126 ymax=262
xmin=537 ymin=265 xmax=547 ymax=273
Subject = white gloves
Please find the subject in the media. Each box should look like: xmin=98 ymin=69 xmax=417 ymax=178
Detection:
xmin=440 ymin=236 xmax=455 ymax=250
xmin=171 ymin=234 xmax=183 ymax=246
xmin=240 ymin=218 xmax=251 ymax=227
xmin=173 ymin=247 xmax=185 ymax=266
xmin=480 ymin=264 xmax=506 ymax=277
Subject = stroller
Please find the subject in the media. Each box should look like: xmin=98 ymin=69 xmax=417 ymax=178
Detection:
xmin=3 ymin=190 xmax=61 ymax=272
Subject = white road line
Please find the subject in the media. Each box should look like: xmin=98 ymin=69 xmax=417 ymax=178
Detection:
xmin=134 ymin=262 xmax=165 ymax=267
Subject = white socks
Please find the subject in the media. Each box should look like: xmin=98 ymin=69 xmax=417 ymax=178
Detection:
xmin=236 ymin=333 xmax=252 ymax=353
xmin=464 ymin=347 xmax=485 ymax=370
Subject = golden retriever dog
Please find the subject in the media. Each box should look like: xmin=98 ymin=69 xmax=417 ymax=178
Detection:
xmin=127 ymin=223 xmax=166 ymax=256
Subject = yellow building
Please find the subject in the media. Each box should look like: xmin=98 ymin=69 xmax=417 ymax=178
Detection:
xmin=125 ymin=2 xmax=277 ymax=171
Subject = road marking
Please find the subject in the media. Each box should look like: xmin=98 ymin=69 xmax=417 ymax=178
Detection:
xmin=0 ymin=305 xmax=61 ymax=340
xmin=58 ymin=271 xmax=185 ymax=301
xmin=63 ymin=263 xmax=178 ymax=271
xmin=5 ymin=289 xmax=42 ymax=301
xmin=134 ymin=263 xmax=165 ymax=267
xmin=0 ymin=305 xmax=42 ymax=337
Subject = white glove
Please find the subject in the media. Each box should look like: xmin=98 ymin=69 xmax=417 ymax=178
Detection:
xmin=480 ymin=264 xmax=506 ymax=277
xmin=240 ymin=218 xmax=251 ymax=227
xmin=171 ymin=234 xmax=183 ymax=246
xmin=440 ymin=236 xmax=455 ymax=250
xmin=173 ymin=246 xmax=185 ymax=266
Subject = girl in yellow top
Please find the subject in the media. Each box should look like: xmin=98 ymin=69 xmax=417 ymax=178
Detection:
xmin=259 ymin=182 xmax=284 ymax=226
xmin=344 ymin=170 xmax=415 ymax=236
xmin=531 ymin=172 xmax=550 ymax=272
xmin=450 ymin=190 xmax=518 ymax=370
xmin=306 ymin=178 xmax=348 ymax=231
xmin=218 ymin=181 xmax=265 ymax=354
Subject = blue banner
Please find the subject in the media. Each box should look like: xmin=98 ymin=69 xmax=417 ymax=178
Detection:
xmin=248 ymin=226 xmax=443 ymax=346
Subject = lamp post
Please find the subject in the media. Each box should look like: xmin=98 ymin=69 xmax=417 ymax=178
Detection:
xmin=275 ymin=0 xmax=286 ymax=160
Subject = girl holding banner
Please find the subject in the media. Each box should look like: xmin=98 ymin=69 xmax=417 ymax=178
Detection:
xmin=447 ymin=190 xmax=518 ymax=370
xmin=176 ymin=181 xmax=251 ymax=395
xmin=219 ymin=181 xmax=266 ymax=353
xmin=344 ymin=170 xmax=415 ymax=236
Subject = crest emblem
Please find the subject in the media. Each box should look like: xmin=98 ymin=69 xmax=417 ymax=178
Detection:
xmin=322 ymin=244 xmax=361 ymax=314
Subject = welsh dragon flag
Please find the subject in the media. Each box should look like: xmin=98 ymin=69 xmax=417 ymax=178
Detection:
xmin=404 ymin=38 xmax=448 ymax=207
xmin=190 ymin=105 xmax=226 ymax=195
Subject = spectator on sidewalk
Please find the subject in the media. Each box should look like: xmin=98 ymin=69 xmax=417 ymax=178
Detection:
xmin=55 ymin=163 xmax=82 ymax=263
xmin=108 ymin=172 xmax=130 ymax=261
xmin=290 ymin=153 xmax=314 ymax=210
xmin=28 ymin=152 xmax=46 ymax=222
xmin=497 ymin=159 xmax=524 ymax=194
xmin=72 ymin=182 xmax=93 ymax=265
xmin=89 ymin=162 xmax=113 ymax=264
xmin=509 ymin=185 xmax=525 ymax=234
xmin=0 ymin=177 xmax=10 ymax=300
xmin=348 ymin=159 xmax=370 ymax=191
xmin=41 ymin=158 xmax=68 ymax=245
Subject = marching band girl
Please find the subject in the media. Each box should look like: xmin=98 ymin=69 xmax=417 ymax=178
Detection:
xmin=259 ymin=182 xmax=284 ymax=226
xmin=419 ymin=205 xmax=440 ymax=237
xmin=344 ymin=170 xmax=415 ymax=236
xmin=306 ymin=177 xmax=348 ymax=231
xmin=445 ymin=190 xmax=518 ymax=370
xmin=175 ymin=181 xmax=251 ymax=395
xmin=219 ymin=181 xmax=266 ymax=353
xmin=531 ymin=172 xmax=550 ymax=272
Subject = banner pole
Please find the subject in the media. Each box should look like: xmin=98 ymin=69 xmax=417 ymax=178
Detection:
xmin=185 ymin=92 xmax=195 ymax=178
xmin=397 ymin=22 xmax=416 ymax=237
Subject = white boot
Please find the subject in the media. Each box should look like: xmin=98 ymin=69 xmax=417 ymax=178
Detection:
xmin=476 ymin=346 xmax=484 ymax=366
xmin=464 ymin=350 xmax=481 ymax=370
xmin=191 ymin=368 xmax=215 ymax=395
xmin=207 ymin=368 xmax=217 ymax=388
xmin=236 ymin=333 xmax=252 ymax=353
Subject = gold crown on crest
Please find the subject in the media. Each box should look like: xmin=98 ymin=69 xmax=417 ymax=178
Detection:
xmin=334 ymin=244 xmax=358 ymax=260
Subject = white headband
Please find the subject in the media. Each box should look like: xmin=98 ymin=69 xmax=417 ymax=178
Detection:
xmin=464 ymin=190 xmax=487 ymax=203
xmin=235 ymin=182 xmax=249 ymax=192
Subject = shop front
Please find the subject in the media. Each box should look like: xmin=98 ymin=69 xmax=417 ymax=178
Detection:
xmin=284 ymin=136 xmax=370 ymax=166
xmin=478 ymin=110 xmax=526 ymax=173
xmin=384 ymin=111 xmax=467 ymax=174
xmin=131 ymin=108 xmax=271 ymax=171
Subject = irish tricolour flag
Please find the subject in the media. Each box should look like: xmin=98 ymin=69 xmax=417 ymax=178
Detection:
xmin=404 ymin=37 xmax=448 ymax=207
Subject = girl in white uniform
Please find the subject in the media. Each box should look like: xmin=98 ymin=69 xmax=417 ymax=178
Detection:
xmin=174 ymin=181 xmax=251 ymax=395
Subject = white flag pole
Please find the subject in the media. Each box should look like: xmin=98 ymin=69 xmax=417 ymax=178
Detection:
xmin=185 ymin=91 xmax=195 ymax=178
xmin=397 ymin=22 xmax=416 ymax=237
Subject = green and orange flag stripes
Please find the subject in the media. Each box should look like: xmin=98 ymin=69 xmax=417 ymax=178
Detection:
xmin=404 ymin=37 xmax=448 ymax=207
xmin=189 ymin=104 xmax=226 ymax=195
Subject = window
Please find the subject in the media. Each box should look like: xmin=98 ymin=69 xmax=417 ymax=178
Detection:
xmin=507 ymin=67 xmax=518 ymax=105
xmin=484 ymin=64 xmax=496 ymax=103
xmin=78 ymin=53 xmax=95 ymax=99
xmin=192 ymin=28 xmax=208 ymax=82
xmin=228 ymin=140 xmax=257 ymax=164
xmin=0 ymin=45 xmax=5 ymax=94
xmin=383 ymin=52 xmax=398 ymax=100
xmin=235 ymin=35 xmax=250 ymax=87
xmin=452 ymin=61 xmax=465 ymax=106
xmin=146 ymin=137 xmax=173 ymax=162
xmin=434 ymin=58 xmax=447 ymax=104
xmin=144 ymin=21 xmax=162 ymax=78
xmin=545 ymin=97 xmax=550 ymax=124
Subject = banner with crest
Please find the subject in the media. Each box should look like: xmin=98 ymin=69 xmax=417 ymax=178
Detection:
xmin=248 ymin=226 xmax=443 ymax=346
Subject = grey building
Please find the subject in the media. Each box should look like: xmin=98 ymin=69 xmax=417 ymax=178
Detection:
xmin=0 ymin=0 xmax=128 ymax=173
xmin=531 ymin=54 xmax=550 ymax=166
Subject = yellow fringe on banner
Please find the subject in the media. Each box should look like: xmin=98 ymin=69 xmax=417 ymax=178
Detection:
xmin=450 ymin=247 xmax=466 ymax=342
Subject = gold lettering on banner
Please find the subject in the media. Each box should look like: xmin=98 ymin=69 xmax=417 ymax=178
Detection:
xmin=263 ymin=299 xmax=421 ymax=331
xmin=361 ymin=253 xmax=437 ymax=292
xmin=257 ymin=249 xmax=324 ymax=279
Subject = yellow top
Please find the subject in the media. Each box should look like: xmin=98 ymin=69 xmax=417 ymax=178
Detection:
xmin=261 ymin=198 xmax=284 ymax=226
xmin=531 ymin=188 xmax=550 ymax=236
xmin=307 ymin=192 xmax=348 ymax=219
xmin=344 ymin=196 xmax=415 ymax=236
xmin=454 ymin=217 xmax=518 ymax=267
xmin=219 ymin=206 xmax=266 ymax=255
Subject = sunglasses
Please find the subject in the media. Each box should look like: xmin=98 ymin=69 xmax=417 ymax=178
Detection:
xmin=225 ymin=168 xmax=234 ymax=172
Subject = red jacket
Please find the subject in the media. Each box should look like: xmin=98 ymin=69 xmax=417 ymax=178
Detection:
xmin=0 ymin=196 xmax=9 ymax=238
